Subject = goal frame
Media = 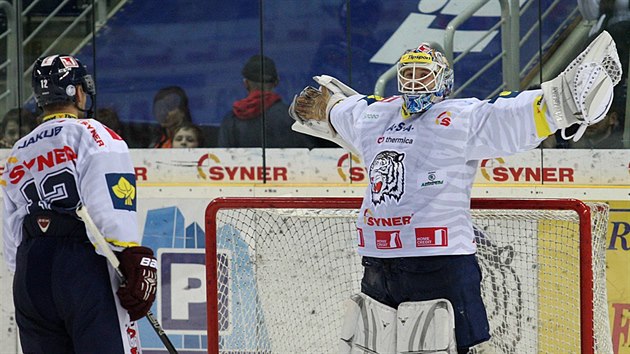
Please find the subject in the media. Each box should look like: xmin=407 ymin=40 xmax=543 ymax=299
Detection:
xmin=204 ymin=197 xmax=596 ymax=353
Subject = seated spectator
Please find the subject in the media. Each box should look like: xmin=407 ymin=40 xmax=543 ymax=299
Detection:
xmin=172 ymin=122 xmax=204 ymax=148
xmin=95 ymin=107 xmax=124 ymax=138
xmin=150 ymin=86 xmax=193 ymax=148
xmin=0 ymin=108 xmax=37 ymax=148
xmin=217 ymin=54 xmax=323 ymax=148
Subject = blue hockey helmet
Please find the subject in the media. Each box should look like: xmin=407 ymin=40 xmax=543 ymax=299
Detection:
xmin=31 ymin=54 xmax=95 ymax=109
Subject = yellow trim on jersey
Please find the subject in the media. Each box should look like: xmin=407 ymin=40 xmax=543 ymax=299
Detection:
xmin=42 ymin=113 xmax=78 ymax=122
xmin=533 ymin=95 xmax=552 ymax=138
xmin=106 ymin=239 xmax=140 ymax=248
xmin=401 ymin=104 xmax=411 ymax=120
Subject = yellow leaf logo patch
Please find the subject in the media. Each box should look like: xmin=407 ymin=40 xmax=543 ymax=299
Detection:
xmin=105 ymin=173 xmax=136 ymax=211
xmin=112 ymin=177 xmax=136 ymax=206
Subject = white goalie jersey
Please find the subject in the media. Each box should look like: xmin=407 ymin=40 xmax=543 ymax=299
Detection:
xmin=331 ymin=91 xmax=558 ymax=258
xmin=2 ymin=117 xmax=140 ymax=272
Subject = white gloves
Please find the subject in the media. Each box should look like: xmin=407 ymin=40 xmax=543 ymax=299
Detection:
xmin=541 ymin=30 xmax=622 ymax=141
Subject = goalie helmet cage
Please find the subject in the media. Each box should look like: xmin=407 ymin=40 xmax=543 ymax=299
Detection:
xmin=204 ymin=197 xmax=612 ymax=354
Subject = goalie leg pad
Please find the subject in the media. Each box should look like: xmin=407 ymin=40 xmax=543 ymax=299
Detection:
xmin=397 ymin=298 xmax=457 ymax=354
xmin=340 ymin=293 xmax=397 ymax=354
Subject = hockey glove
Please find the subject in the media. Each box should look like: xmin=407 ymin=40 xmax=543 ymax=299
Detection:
xmin=288 ymin=75 xmax=362 ymax=156
xmin=541 ymin=30 xmax=622 ymax=141
xmin=117 ymin=246 xmax=158 ymax=321
xmin=289 ymin=75 xmax=359 ymax=123
xmin=289 ymin=85 xmax=332 ymax=122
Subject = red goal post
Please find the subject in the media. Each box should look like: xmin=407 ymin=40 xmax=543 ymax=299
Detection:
xmin=205 ymin=197 xmax=611 ymax=354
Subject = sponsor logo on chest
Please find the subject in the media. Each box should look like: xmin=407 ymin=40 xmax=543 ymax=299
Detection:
xmin=376 ymin=136 xmax=414 ymax=145
xmin=419 ymin=170 xmax=446 ymax=187
xmin=415 ymin=227 xmax=448 ymax=247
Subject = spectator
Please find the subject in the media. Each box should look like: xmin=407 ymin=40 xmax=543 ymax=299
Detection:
xmin=150 ymin=86 xmax=192 ymax=148
xmin=0 ymin=108 xmax=37 ymax=148
xmin=217 ymin=54 xmax=321 ymax=148
xmin=569 ymin=97 xmax=625 ymax=148
xmin=95 ymin=107 xmax=123 ymax=138
xmin=172 ymin=122 xmax=204 ymax=148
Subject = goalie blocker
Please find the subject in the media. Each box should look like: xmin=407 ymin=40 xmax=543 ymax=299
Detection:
xmin=340 ymin=293 xmax=457 ymax=354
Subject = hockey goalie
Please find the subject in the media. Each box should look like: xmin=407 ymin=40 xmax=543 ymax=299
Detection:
xmin=289 ymin=32 xmax=621 ymax=354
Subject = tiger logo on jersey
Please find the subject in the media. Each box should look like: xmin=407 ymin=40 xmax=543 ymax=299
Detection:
xmin=369 ymin=151 xmax=405 ymax=206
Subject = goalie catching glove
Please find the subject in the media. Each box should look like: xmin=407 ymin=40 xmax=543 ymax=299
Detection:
xmin=290 ymin=85 xmax=333 ymax=122
xmin=289 ymin=75 xmax=361 ymax=155
xmin=289 ymin=75 xmax=359 ymax=123
xmin=116 ymin=246 xmax=158 ymax=321
xmin=541 ymin=30 xmax=622 ymax=141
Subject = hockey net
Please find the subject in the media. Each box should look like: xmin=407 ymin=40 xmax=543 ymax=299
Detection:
xmin=205 ymin=197 xmax=611 ymax=354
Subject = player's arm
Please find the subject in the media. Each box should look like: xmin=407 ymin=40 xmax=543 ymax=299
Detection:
xmin=2 ymin=187 xmax=21 ymax=273
xmin=76 ymin=121 xmax=157 ymax=320
xmin=464 ymin=90 xmax=551 ymax=160
xmin=289 ymin=75 xmax=362 ymax=156
xmin=77 ymin=124 xmax=140 ymax=251
xmin=465 ymin=31 xmax=621 ymax=160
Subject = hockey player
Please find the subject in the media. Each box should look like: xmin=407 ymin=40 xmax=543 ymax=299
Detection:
xmin=290 ymin=32 xmax=621 ymax=354
xmin=2 ymin=54 xmax=157 ymax=353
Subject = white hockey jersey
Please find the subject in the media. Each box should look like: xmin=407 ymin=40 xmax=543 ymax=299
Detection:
xmin=331 ymin=90 xmax=557 ymax=258
xmin=2 ymin=116 xmax=140 ymax=272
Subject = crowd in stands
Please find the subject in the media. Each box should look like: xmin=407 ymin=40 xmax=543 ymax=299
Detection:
xmin=0 ymin=109 xmax=37 ymax=148
xmin=0 ymin=55 xmax=338 ymax=150
xmin=0 ymin=43 xmax=627 ymax=150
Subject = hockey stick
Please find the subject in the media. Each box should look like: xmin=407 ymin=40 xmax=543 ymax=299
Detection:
xmin=76 ymin=205 xmax=179 ymax=354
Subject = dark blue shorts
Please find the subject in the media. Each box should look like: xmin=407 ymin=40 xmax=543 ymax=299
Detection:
xmin=13 ymin=234 xmax=126 ymax=353
xmin=360 ymin=254 xmax=490 ymax=350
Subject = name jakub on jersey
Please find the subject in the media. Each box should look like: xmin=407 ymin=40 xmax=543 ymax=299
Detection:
xmin=369 ymin=150 xmax=405 ymax=206
xmin=16 ymin=126 xmax=63 ymax=149
xmin=8 ymin=146 xmax=77 ymax=184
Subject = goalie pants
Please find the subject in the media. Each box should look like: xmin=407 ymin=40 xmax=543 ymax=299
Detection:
xmin=360 ymin=254 xmax=490 ymax=352
xmin=13 ymin=214 xmax=131 ymax=354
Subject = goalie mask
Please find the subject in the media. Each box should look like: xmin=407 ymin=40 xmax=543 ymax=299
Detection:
xmin=397 ymin=43 xmax=453 ymax=114
xmin=32 ymin=54 xmax=95 ymax=112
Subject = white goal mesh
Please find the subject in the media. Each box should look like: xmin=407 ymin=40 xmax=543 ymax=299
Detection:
xmin=204 ymin=198 xmax=611 ymax=354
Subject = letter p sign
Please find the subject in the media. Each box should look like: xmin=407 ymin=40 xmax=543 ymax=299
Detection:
xmin=159 ymin=249 xmax=207 ymax=332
